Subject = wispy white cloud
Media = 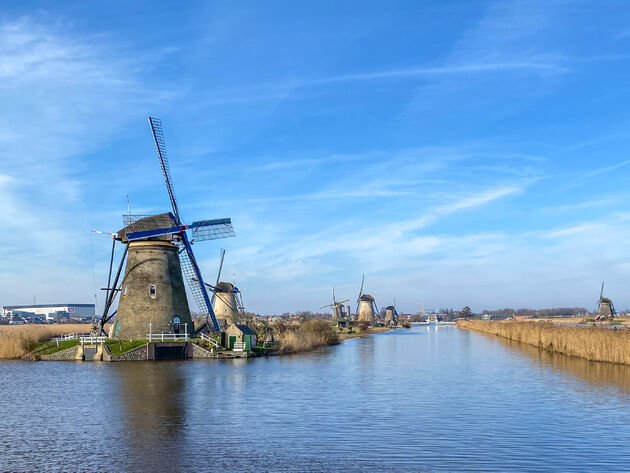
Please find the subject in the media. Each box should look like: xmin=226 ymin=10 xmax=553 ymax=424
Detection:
xmin=309 ymin=62 xmax=569 ymax=84
xmin=556 ymin=158 xmax=630 ymax=191
xmin=0 ymin=16 xmax=169 ymax=304
xmin=197 ymin=60 xmax=570 ymax=106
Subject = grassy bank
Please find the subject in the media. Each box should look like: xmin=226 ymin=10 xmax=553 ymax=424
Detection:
xmin=105 ymin=339 xmax=148 ymax=356
xmin=458 ymin=320 xmax=630 ymax=365
xmin=30 ymin=339 xmax=80 ymax=356
xmin=0 ymin=324 xmax=94 ymax=359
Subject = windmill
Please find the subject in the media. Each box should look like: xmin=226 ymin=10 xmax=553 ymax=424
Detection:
xmin=595 ymin=281 xmax=616 ymax=320
xmin=98 ymin=117 xmax=235 ymax=339
xmin=320 ymin=287 xmax=349 ymax=321
xmin=384 ymin=298 xmax=398 ymax=326
xmin=356 ymin=274 xmax=378 ymax=326
xmin=201 ymin=248 xmax=246 ymax=327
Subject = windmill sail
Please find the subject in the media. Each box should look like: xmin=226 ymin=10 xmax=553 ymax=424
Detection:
xmin=190 ymin=218 xmax=235 ymax=241
xmin=179 ymin=236 xmax=219 ymax=331
xmin=149 ymin=116 xmax=182 ymax=224
xmin=356 ymin=274 xmax=364 ymax=316
xmin=211 ymin=249 xmax=226 ymax=306
xmin=147 ymin=117 xmax=235 ymax=333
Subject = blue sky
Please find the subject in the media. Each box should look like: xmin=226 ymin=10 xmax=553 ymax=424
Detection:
xmin=2 ymin=1 xmax=630 ymax=315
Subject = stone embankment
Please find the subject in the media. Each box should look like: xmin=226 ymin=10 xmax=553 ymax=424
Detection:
xmin=40 ymin=345 xmax=81 ymax=361
xmin=191 ymin=343 xmax=251 ymax=359
xmin=104 ymin=343 xmax=148 ymax=362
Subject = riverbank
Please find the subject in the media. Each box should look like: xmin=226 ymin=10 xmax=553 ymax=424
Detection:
xmin=458 ymin=319 xmax=630 ymax=365
xmin=338 ymin=325 xmax=393 ymax=341
xmin=0 ymin=324 xmax=97 ymax=359
xmin=536 ymin=316 xmax=630 ymax=325
xmin=0 ymin=320 xmax=394 ymax=360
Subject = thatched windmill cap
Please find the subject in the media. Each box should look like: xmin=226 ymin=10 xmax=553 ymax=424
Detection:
xmin=385 ymin=305 xmax=395 ymax=310
xmin=215 ymin=281 xmax=235 ymax=293
xmin=360 ymin=294 xmax=375 ymax=302
xmin=117 ymin=212 xmax=177 ymax=243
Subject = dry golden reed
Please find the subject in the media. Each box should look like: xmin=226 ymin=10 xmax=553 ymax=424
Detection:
xmin=0 ymin=324 xmax=93 ymax=359
xmin=458 ymin=320 xmax=630 ymax=365
xmin=277 ymin=319 xmax=339 ymax=354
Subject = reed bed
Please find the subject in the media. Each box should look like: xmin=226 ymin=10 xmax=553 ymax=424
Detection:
xmin=0 ymin=324 xmax=93 ymax=359
xmin=277 ymin=319 xmax=339 ymax=354
xmin=458 ymin=320 xmax=630 ymax=365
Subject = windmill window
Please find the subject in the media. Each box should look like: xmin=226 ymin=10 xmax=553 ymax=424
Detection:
xmin=149 ymin=285 xmax=157 ymax=298
xmin=123 ymin=286 xmax=128 ymax=296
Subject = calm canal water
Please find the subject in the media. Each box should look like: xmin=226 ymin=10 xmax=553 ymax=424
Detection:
xmin=1 ymin=326 xmax=630 ymax=472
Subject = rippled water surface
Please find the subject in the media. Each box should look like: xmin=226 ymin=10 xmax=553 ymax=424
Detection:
xmin=2 ymin=326 xmax=630 ymax=472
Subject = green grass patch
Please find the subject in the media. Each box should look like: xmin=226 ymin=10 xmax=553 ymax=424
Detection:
xmin=31 ymin=339 xmax=80 ymax=356
xmin=105 ymin=339 xmax=148 ymax=356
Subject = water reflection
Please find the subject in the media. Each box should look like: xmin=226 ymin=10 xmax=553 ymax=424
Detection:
xmin=112 ymin=362 xmax=189 ymax=471
xmin=486 ymin=333 xmax=630 ymax=393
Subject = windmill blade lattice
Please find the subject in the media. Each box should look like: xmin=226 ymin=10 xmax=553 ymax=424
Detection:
xmin=179 ymin=240 xmax=217 ymax=327
xmin=149 ymin=117 xmax=182 ymax=224
xmin=190 ymin=219 xmax=235 ymax=241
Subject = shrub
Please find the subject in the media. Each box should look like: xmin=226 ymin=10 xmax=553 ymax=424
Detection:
xmin=277 ymin=319 xmax=339 ymax=354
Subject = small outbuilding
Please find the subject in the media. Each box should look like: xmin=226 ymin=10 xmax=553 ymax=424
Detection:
xmin=195 ymin=318 xmax=228 ymax=335
xmin=222 ymin=324 xmax=257 ymax=351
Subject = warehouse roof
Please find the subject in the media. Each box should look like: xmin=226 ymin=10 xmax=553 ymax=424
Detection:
xmin=3 ymin=304 xmax=95 ymax=310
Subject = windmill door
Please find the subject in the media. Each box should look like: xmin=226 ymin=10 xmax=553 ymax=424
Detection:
xmin=244 ymin=335 xmax=251 ymax=351
xmin=229 ymin=336 xmax=236 ymax=349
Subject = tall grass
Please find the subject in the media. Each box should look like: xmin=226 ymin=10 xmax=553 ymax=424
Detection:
xmin=458 ymin=320 xmax=630 ymax=365
xmin=277 ymin=320 xmax=339 ymax=354
xmin=0 ymin=324 xmax=94 ymax=359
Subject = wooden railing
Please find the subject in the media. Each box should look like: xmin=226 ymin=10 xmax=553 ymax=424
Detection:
xmin=233 ymin=341 xmax=246 ymax=352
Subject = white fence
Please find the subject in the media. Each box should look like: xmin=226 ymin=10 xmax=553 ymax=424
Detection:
xmin=146 ymin=322 xmax=189 ymax=342
xmin=50 ymin=333 xmax=90 ymax=342
xmin=200 ymin=332 xmax=220 ymax=348
xmin=146 ymin=332 xmax=190 ymax=342
xmin=80 ymin=336 xmax=107 ymax=345
xmin=233 ymin=341 xmax=246 ymax=352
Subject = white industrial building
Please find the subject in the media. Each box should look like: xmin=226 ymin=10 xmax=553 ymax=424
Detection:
xmin=2 ymin=304 xmax=96 ymax=322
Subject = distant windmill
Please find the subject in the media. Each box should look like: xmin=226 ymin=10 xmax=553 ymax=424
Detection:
xmin=98 ymin=117 xmax=235 ymax=338
xmin=320 ymin=287 xmax=349 ymax=321
xmin=384 ymin=298 xmax=398 ymax=326
xmin=356 ymin=274 xmax=378 ymax=326
xmin=203 ymin=249 xmax=246 ymax=327
xmin=595 ymin=281 xmax=616 ymax=320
